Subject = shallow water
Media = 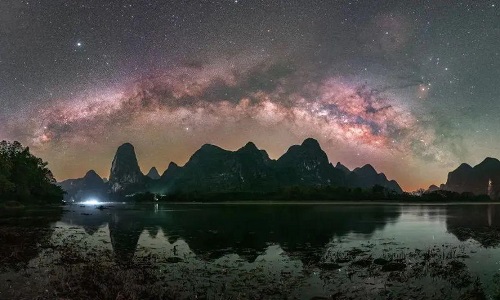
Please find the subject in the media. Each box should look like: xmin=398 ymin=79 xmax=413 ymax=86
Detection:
xmin=2 ymin=202 xmax=500 ymax=299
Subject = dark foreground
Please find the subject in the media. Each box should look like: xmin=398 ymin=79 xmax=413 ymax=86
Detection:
xmin=2 ymin=202 xmax=500 ymax=299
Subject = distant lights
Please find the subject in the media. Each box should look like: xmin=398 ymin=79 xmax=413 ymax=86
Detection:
xmin=81 ymin=198 xmax=100 ymax=205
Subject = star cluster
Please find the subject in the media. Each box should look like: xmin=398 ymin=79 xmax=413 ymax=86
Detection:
xmin=1 ymin=0 xmax=499 ymax=190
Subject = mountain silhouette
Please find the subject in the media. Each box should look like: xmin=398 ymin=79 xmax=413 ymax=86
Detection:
xmin=443 ymin=158 xmax=500 ymax=198
xmin=146 ymin=167 xmax=161 ymax=180
xmin=161 ymin=142 xmax=276 ymax=193
xmin=108 ymin=143 xmax=146 ymax=194
xmin=60 ymin=138 xmax=403 ymax=199
xmin=335 ymin=162 xmax=351 ymax=174
xmin=275 ymin=138 xmax=345 ymax=187
xmin=347 ymin=164 xmax=403 ymax=193
xmin=59 ymin=170 xmax=107 ymax=201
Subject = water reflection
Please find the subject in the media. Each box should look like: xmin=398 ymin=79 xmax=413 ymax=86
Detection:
xmin=5 ymin=203 xmax=500 ymax=298
xmin=446 ymin=204 xmax=500 ymax=247
xmin=6 ymin=203 xmax=500 ymax=266
xmin=0 ymin=207 xmax=62 ymax=266
xmin=58 ymin=203 xmax=500 ymax=261
xmin=60 ymin=203 xmax=402 ymax=262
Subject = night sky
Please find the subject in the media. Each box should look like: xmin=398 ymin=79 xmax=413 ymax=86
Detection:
xmin=1 ymin=0 xmax=499 ymax=191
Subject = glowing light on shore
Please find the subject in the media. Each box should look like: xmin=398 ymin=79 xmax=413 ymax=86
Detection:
xmin=81 ymin=198 xmax=100 ymax=205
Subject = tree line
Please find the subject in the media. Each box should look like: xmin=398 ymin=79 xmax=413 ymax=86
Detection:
xmin=129 ymin=184 xmax=492 ymax=203
xmin=0 ymin=141 xmax=64 ymax=204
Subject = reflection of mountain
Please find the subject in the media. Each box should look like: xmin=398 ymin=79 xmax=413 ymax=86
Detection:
xmin=60 ymin=206 xmax=110 ymax=235
xmin=61 ymin=204 xmax=400 ymax=262
xmin=156 ymin=205 xmax=400 ymax=262
xmin=108 ymin=212 xmax=144 ymax=262
xmin=446 ymin=205 xmax=500 ymax=247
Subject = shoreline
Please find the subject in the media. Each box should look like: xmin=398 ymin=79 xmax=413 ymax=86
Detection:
xmin=68 ymin=200 xmax=500 ymax=206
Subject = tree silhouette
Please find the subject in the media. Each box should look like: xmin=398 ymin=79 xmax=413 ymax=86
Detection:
xmin=0 ymin=141 xmax=64 ymax=204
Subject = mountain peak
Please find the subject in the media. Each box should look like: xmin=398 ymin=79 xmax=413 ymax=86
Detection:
xmin=478 ymin=157 xmax=500 ymax=166
xmin=161 ymin=162 xmax=181 ymax=180
xmin=279 ymin=138 xmax=328 ymax=163
xmin=274 ymin=137 xmax=342 ymax=186
xmin=355 ymin=164 xmax=377 ymax=175
xmin=428 ymin=184 xmax=440 ymax=192
xmin=301 ymin=138 xmax=321 ymax=149
xmin=238 ymin=141 xmax=259 ymax=152
xmin=456 ymin=163 xmax=473 ymax=170
xmin=84 ymin=169 xmax=101 ymax=179
xmin=146 ymin=167 xmax=161 ymax=180
xmin=109 ymin=142 xmax=144 ymax=193
xmin=348 ymin=164 xmax=402 ymax=193
xmin=167 ymin=162 xmax=179 ymax=169
xmin=335 ymin=162 xmax=350 ymax=173
xmin=189 ymin=144 xmax=228 ymax=163
xmin=117 ymin=142 xmax=134 ymax=152
xmin=196 ymin=143 xmax=227 ymax=155
xmin=200 ymin=143 xmax=220 ymax=150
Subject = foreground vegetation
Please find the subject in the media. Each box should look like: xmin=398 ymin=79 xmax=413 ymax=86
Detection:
xmin=0 ymin=219 xmax=492 ymax=299
xmin=0 ymin=140 xmax=64 ymax=205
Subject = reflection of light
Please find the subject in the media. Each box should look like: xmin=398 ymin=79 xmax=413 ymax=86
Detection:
xmin=81 ymin=198 xmax=100 ymax=205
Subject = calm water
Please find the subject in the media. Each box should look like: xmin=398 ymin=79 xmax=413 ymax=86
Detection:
xmin=2 ymin=202 xmax=500 ymax=299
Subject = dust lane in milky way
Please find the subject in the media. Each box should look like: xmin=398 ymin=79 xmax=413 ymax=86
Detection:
xmin=4 ymin=56 xmax=453 ymax=190
xmin=33 ymin=58 xmax=435 ymax=157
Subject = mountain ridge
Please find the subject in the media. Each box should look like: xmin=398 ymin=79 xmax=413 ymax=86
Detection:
xmin=60 ymin=138 xmax=404 ymax=201
xmin=441 ymin=158 xmax=500 ymax=199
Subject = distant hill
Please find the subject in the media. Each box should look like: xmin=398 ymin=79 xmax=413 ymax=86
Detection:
xmin=440 ymin=157 xmax=500 ymax=199
xmin=59 ymin=170 xmax=107 ymax=201
xmin=59 ymin=138 xmax=403 ymax=201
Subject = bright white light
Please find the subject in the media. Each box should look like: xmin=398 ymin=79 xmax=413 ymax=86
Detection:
xmin=81 ymin=199 xmax=100 ymax=205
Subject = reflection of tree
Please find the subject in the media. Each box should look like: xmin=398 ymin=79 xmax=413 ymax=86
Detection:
xmin=62 ymin=204 xmax=400 ymax=263
xmin=0 ymin=207 xmax=62 ymax=267
xmin=446 ymin=205 xmax=500 ymax=247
